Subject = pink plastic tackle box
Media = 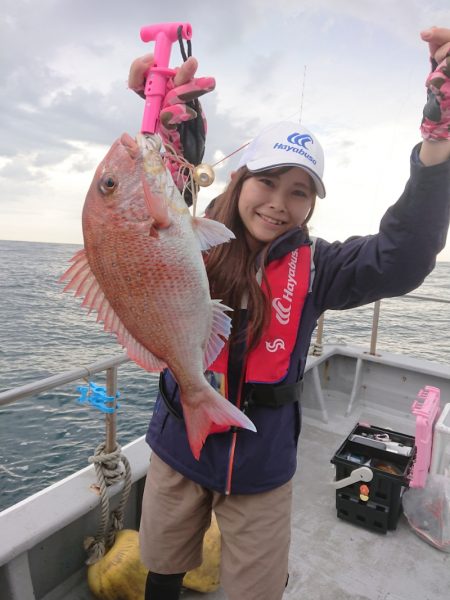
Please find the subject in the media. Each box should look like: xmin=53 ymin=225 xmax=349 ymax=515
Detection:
xmin=331 ymin=386 xmax=441 ymax=533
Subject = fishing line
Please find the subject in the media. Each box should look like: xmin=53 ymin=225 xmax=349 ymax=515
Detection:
xmin=162 ymin=142 xmax=199 ymax=214
xmin=209 ymin=105 xmax=309 ymax=170
xmin=210 ymin=142 xmax=251 ymax=168
xmin=210 ymin=66 xmax=309 ymax=169
xmin=164 ymin=52 xmax=311 ymax=212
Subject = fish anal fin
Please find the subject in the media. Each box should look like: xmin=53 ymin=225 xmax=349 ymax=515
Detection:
xmin=192 ymin=217 xmax=235 ymax=251
xmin=203 ymin=299 xmax=233 ymax=370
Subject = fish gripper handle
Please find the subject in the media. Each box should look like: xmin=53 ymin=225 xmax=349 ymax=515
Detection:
xmin=140 ymin=22 xmax=192 ymax=134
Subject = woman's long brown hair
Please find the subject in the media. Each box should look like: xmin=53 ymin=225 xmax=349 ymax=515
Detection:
xmin=206 ymin=166 xmax=315 ymax=350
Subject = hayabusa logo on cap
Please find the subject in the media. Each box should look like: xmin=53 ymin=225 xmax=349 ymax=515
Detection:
xmin=286 ymin=133 xmax=313 ymax=149
xmin=272 ymin=133 xmax=317 ymax=166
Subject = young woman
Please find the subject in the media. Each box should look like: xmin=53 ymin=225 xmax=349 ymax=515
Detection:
xmin=128 ymin=27 xmax=450 ymax=600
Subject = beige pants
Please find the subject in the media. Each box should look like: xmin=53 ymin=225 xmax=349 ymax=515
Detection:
xmin=139 ymin=453 xmax=293 ymax=600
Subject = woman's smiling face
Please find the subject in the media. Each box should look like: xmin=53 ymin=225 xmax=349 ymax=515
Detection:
xmin=237 ymin=167 xmax=315 ymax=249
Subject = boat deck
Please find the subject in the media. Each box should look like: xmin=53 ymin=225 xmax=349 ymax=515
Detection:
xmin=61 ymin=391 xmax=449 ymax=600
xmin=3 ymin=346 xmax=450 ymax=600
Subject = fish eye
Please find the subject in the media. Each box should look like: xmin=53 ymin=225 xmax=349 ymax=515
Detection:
xmin=99 ymin=174 xmax=117 ymax=195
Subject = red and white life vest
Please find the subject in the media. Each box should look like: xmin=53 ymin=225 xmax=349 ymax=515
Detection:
xmin=209 ymin=244 xmax=311 ymax=384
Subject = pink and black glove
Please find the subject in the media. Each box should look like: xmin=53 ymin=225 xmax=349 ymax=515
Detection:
xmin=159 ymin=73 xmax=215 ymax=203
xmin=421 ymin=53 xmax=450 ymax=140
xmin=131 ymin=54 xmax=215 ymax=205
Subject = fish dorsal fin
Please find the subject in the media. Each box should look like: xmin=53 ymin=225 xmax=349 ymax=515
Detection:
xmin=192 ymin=217 xmax=235 ymax=251
xmin=203 ymin=299 xmax=233 ymax=370
xmin=60 ymin=249 xmax=167 ymax=372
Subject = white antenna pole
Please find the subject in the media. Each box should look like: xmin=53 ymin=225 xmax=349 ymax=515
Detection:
xmin=299 ymin=65 xmax=307 ymax=124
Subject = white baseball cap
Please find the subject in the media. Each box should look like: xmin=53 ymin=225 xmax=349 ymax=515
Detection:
xmin=237 ymin=121 xmax=326 ymax=198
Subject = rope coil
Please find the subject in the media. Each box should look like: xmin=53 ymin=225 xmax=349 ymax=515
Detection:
xmin=84 ymin=442 xmax=132 ymax=565
xmin=311 ymin=342 xmax=323 ymax=357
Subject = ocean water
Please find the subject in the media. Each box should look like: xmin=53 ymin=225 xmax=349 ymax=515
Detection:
xmin=0 ymin=239 xmax=449 ymax=511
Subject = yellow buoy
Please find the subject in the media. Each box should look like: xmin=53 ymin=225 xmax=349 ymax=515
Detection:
xmin=87 ymin=513 xmax=221 ymax=599
xmin=87 ymin=530 xmax=147 ymax=600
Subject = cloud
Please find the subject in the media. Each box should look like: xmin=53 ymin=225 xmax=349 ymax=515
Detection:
xmin=1 ymin=0 xmax=449 ymax=260
xmin=0 ymin=158 xmax=44 ymax=181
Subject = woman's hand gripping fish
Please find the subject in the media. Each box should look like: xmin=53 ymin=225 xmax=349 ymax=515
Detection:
xmin=60 ymin=132 xmax=256 ymax=459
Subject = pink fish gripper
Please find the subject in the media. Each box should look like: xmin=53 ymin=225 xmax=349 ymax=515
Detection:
xmin=140 ymin=22 xmax=193 ymax=134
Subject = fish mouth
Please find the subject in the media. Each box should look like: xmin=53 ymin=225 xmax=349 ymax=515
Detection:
xmin=136 ymin=132 xmax=162 ymax=156
xmin=120 ymin=133 xmax=140 ymax=159
xmin=119 ymin=132 xmax=162 ymax=162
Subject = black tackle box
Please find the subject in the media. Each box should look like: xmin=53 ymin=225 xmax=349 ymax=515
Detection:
xmin=330 ymin=423 xmax=416 ymax=533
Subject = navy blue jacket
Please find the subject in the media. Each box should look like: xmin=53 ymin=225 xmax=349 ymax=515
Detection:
xmin=146 ymin=145 xmax=450 ymax=494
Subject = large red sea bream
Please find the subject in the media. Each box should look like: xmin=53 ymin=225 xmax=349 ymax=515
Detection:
xmin=60 ymin=132 xmax=256 ymax=459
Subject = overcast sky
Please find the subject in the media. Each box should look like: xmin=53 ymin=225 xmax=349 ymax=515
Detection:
xmin=1 ymin=0 xmax=450 ymax=261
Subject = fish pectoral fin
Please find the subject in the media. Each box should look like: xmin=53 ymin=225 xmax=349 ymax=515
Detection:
xmin=203 ymin=300 xmax=233 ymax=370
xmin=60 ymin=249 xmax=167 ymax=373
xmin=192 ymin=217 xmax=235 ymax=251
xmin=142 ymin=177 xmax=171 ymax=228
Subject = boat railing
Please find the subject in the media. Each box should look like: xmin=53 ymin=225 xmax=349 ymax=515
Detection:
xmin=0 ymin=292 xmax=448 ymax=447
xmin=0 ymin=353 xmax=130 ymax=453
xmin=312 ymin=292 xmax=450 ymax=358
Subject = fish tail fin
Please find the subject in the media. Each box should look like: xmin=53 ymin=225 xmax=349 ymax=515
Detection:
xmin=180 ymin=387 xmax=256 ymax=460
